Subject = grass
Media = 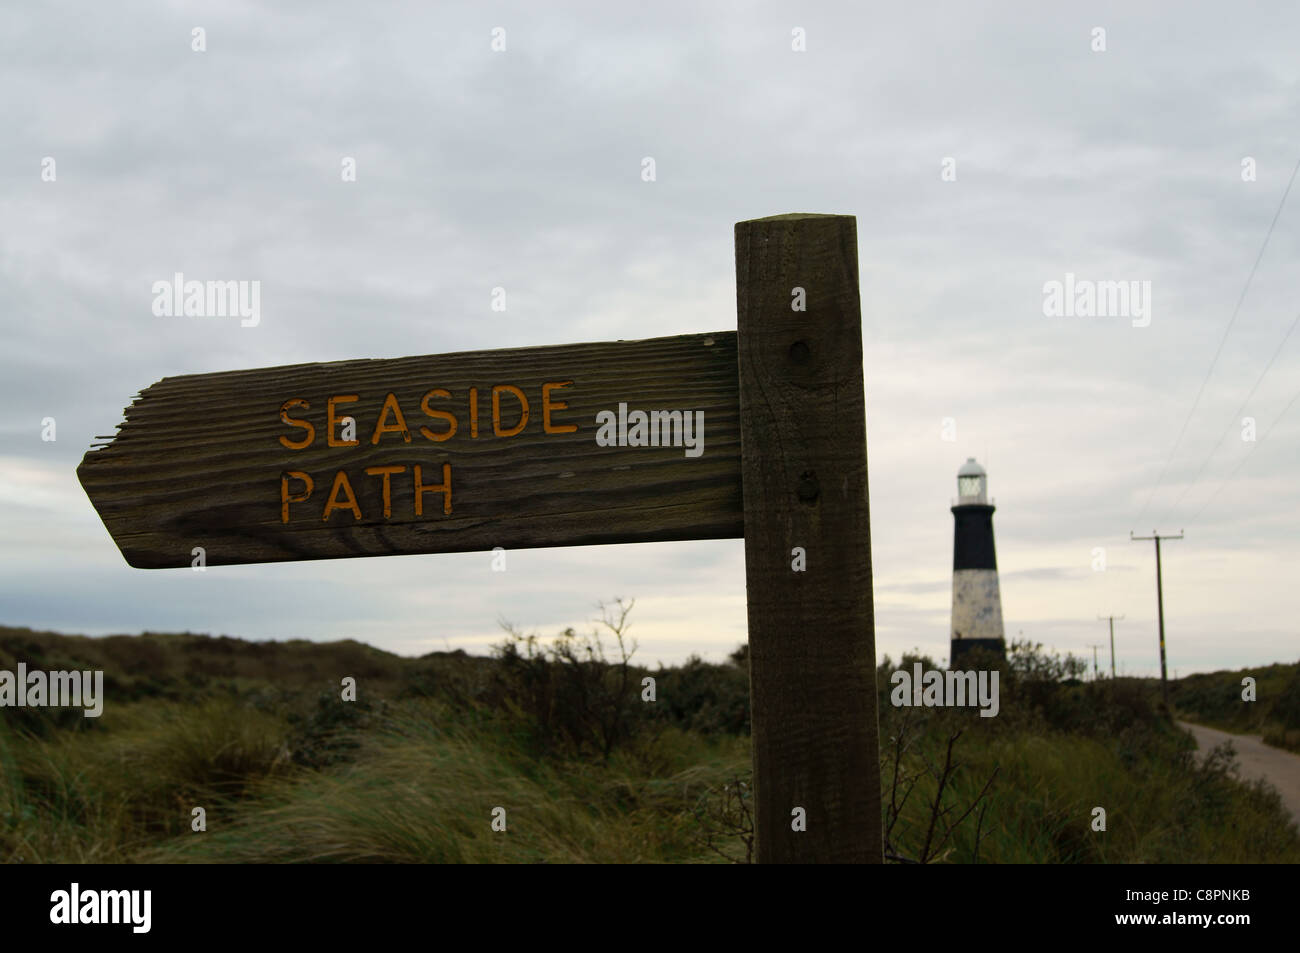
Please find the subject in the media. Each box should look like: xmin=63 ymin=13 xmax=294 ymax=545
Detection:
xmin=0 ymin=625 xmax=1297 ymax=863
xmin=885 ymin=712 xmax=1298 ymax=863
xmin=143 ymin=710 xmax=748 ymax=864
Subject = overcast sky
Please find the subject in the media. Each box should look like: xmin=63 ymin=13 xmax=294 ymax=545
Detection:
xmin=2 ymin=1 xmax=1298 ymax=677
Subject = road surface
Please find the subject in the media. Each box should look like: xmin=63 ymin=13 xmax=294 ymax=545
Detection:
xmin=1178 ymin=720 xmax=1300 ymax=826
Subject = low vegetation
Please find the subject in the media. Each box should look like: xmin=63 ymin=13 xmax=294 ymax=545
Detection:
xmin=1167 ymin=661 xmax=1300 ymax=753
xmin=0 ymin=614 xmax=1295 ymax=863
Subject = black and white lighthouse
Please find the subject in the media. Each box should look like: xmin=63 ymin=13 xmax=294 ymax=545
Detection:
xmin=950 ymin=457 xmax=1006 ymax=664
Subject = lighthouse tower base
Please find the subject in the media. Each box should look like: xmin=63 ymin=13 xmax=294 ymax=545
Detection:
xmin=950 ymin=637 xmax=1005 ymax=666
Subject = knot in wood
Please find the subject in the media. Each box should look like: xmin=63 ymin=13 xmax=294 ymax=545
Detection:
xmin=796 ymin=470 xmax=820 ymax=503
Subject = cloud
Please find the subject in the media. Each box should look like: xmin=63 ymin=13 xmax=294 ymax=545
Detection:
xmin=2 ymin=1 xmax=1298 ymax=675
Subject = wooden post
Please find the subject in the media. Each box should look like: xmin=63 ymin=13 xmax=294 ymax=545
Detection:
xmin=735 ymin=213 xmax=882 ymax=863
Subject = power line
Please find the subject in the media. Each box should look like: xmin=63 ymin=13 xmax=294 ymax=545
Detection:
xmin=1158 ymin=303 xmax=1300 ymax=527
xmin=1133 ymin=154 xmax=1300 ymax=529
xmin=1188 ymin=377 xmax=1300 ymax=524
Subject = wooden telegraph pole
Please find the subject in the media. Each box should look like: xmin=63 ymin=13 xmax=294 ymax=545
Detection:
xmin=78 ymin=213 xmax=883 ymax=864
xmin=1098 ymin=614 xmax=1124 ymax=680
xmin=1086 ymin=643 xmax=1103 ymax=680
xmin=1131 ymin=531 xmax=1182 ymax=706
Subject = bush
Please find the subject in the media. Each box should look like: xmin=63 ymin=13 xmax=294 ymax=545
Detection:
xmin=1263 ymin=668 xmax=1300 ymax=751
xmin=286 ymin=690 xmax=387 ymax=769
xmin=651 ymin=655 xmax=749 ymax=736
xmin=486 ymin=600 xmax=644 ymax=760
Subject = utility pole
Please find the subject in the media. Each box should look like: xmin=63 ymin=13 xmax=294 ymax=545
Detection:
xmin=1098 ymin=614 xmax=1124 ymax=680
xmin=1131 ymin=531 xmax=1183 ymax=707
xmin=1086 ymin=644 xmax=1104 ymax=681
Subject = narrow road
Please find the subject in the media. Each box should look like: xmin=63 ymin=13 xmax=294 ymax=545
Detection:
xmin=1178 ymin=720 xmax=1300 ymax=826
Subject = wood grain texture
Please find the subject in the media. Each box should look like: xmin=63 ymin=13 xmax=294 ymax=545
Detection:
xmin=735 ymin=213 xmax=882 ymax=863
xmin=78 ymin=332 xmax=742 ymax=568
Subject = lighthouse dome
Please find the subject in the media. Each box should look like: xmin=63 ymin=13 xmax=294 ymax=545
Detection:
xmin=957 ymin=457 xmax=987 ymax=503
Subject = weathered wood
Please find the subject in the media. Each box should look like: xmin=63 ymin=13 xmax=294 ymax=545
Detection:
xmin=78 ymin=332 xmax=742 ymax=568
xmin=735 ymin=213 xmax=882 ymax=863
xmin=79 ymin=214 xmax=885 ymax=864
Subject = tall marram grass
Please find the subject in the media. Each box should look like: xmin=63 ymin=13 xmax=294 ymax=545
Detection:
xmin=1 ymin=698 xmax=291 ymax=862
xmin=140 ymin=701 xmax=748 ymax=864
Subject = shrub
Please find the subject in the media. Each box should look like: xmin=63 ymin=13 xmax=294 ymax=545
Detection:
xmin=651 ymin=655 xmax=750 ymax=736
xmin=486 ymin=599 xmax=644 ymax=760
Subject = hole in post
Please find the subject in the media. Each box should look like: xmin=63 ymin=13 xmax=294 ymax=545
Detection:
xmin=797 ymin=470 xmax=820 ymax=503
xmin=789 ymin=340 xmax=811 ymax=365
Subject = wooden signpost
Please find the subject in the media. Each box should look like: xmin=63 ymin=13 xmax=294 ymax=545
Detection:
xmin=78 ymin=213 xmax=882 ymax=864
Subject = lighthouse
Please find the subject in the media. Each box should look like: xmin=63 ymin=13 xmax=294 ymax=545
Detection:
xmin=950 ymin=457 xmax=1006 ymax=664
